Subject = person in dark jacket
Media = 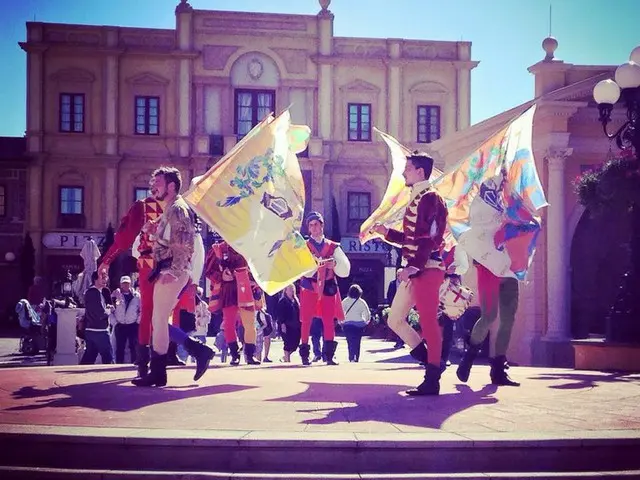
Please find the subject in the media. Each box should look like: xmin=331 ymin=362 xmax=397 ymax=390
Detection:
xmin=80 ymin=270 xmax=115 ymax=364
xmin=276 ymin=285 xmax=301 ymax=362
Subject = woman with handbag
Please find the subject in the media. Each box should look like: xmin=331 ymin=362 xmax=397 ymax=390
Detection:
xmin=340 ymin=284 xmax=371 ymax=363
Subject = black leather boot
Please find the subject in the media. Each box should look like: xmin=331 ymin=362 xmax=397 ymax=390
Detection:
xmin=244 ymin=343 xmax=261 ymax=365
xmin=299 ymin=343 xmax=311 ymax=366
xmin=409 ymin=341 xmax=429 ymax=364
xmin=184 ymin=337 xmax=215 ymax=381
xmin=490 ymin=355 xmax=520 ymax=386
xmin=132 ymin=352 xmax=167 ymax=387
xmin=324 ymin=340 xmax=338 ymax=366
xmin=133 ymin=344 xmax=150 ymax=380
xmin=407 ymin=363 xmax=441 ymax=396
xmin=228 ymin=341 xmax=241 ymax=366
xmin=166 ymin=341 xmax=186 ymax=366
xmin=456 ymin=341 xmax=480 ymax=383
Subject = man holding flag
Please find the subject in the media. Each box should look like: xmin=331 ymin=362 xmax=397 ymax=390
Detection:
xmin=365 ymin=105 xmax=546 ymax=392
xmin=299 ymin=211 xmax=350 ymax=366
xmin=371 ymin=151 xmax=448 ymax=396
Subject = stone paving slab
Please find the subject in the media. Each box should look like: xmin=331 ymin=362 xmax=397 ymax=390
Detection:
xmin=0 ymin=338 xmax=638 ymax=440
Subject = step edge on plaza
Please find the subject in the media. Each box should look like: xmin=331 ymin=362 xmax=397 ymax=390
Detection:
xmin=2 ymin=466 xmax=640 ymax=480
xmin=1 ymin=423 xmax=640 ymax=448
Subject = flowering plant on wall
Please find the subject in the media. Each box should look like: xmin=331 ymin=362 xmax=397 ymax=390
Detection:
xmin=573 ymin=150 xmax=640 ymax=343
xmin=574 ymin=154 xmax=640 ymax=217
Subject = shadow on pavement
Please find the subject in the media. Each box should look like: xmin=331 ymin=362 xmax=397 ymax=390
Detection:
xmin=6 ymin=380 xmax=256 ymax=413
xmin=532 ymin=371 xmax=640 ymax=390
xmin=272 ymin=381 xmax=498 ymax=430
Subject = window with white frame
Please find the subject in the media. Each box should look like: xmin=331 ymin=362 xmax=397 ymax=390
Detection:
xmin=347 ymin=192 xmax=371 ymax=233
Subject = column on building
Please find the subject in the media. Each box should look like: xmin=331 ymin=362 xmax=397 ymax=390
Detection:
xmin=317 ymin=4 xmax=334 ymax=141
xmin=456 ymin=43 xmax=472 ymax=130
xmin=105 ymin=165 xmax=117 ymax=227
xmin=28 ymin=158 xmax=44 ymax=272
xmin=387 ymin=41 xmax=401 ymax=138
xmin=544 ymin=147 xmax=573 ymax=341
xmin=176 ymin=0 xmax=194 ymax=158
xmin=23 ymin=24 xmax=45 ymax=270
xmin=104 ymin=29 xmax=119 ymax=227
xmin=104 ymin=29 xmax=119 ymax=156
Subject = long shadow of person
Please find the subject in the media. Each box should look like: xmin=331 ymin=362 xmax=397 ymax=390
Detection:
xmin=7 ymin=380 xmax=255 ymax=413
xmin=271 ymin=382 xmax=498 ymax=430
xmin=532 ymin=371 xmax=640 ymax=390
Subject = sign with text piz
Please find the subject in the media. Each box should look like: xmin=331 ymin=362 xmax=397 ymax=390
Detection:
xmin=42 ymin=232 xmax=106 ymax=250
xmin=340 ymin=236 xmax=391 ymax=255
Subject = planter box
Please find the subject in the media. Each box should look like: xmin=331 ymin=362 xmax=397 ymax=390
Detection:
xmin=572 ymin=338 xmax=640 ymax=372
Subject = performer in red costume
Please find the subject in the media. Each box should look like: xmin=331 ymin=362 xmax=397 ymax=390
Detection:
xmin=99 ymin=195 xmax=162 ymax=378
xmin=99 ymin=172 xmax=213 ymax=382
xmin=298 ymin=212 xmax=350 ymax=366
xmin=204 ymin=240 xmax=262 ymax=365
xmin=372 ymin=151 xmax=448 ymax=395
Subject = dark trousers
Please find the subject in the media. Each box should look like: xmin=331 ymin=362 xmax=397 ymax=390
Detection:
xmin=439 ymin=313 xmax=454 ymax=363
xmin=310 ymin=317 xmax=323 ymax=357
xmin=80 ymin=330 xmax=114 ymax=365
xmin=343 ymin=324 xmax=365 ymax=361
xmin=282 ymin=325 xmax=301 ymax=353
xmin=114 ymin=323 xmax=138 ymax=364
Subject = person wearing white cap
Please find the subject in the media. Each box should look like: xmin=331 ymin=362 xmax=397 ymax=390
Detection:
xmin=110 ymin=275 xmax=141 ymax=364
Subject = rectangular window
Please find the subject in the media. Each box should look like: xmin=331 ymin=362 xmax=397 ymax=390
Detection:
xmin=60 ymin=187 xmax=83 ymax=215
xmin=0 ymin=185 xmax=5 ymax=217
xmin=135 ymin=96 xmax=160 ymax=135
xmin=417 ymin=105 xmax=440 ymax=143
xmin=59 ymin=93 xmax=85 ymax=133
xmin=348 ymin=103 xmax=371 ymax=141
xmin=347 ymin=192 xmax=371 ymax=233
xmin=234 ymin=89 xmax=275 ymax=137
xmin=134 ymin=187 xmax=151 ymax=202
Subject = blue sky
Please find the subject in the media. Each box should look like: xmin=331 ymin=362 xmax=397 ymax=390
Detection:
xmin=0 ymin=0 xmax=637 ymax=137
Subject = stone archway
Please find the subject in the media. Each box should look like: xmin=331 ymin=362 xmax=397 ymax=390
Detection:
xmin=570 ymin=208 xmax=631 ymax=338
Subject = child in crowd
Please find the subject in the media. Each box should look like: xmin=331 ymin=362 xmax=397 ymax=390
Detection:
xmin=215 ymin=326 xmax=228 ymax=363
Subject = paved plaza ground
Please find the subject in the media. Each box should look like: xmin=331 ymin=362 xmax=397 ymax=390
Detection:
xmin=1 ymin=336 xmax=639 ymax=478
xmin=0 ymin=336 xmax=639 ymax=435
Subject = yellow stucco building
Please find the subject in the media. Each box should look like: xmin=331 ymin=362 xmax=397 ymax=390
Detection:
xmin=20 ymin=0 xmax=475 ymax=306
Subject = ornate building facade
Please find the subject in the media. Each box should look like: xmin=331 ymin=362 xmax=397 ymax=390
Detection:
xmin=20 ymin=0 xmax=476 ymax=307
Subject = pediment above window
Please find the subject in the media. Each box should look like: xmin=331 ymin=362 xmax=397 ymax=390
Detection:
xmin=340 ymin=79 xmax=381 ymax=93
xmin=409 ymin=81 xmax=449 ymax=94
xmin=58 ymin=168 xmax=87 ymax=183
xmin=50 ymin=68 xmax=96 ymax=83
xmin=126 ymin=72 xmax=170 ymax=86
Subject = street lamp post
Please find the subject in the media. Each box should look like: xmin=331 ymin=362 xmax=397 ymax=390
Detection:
xmin=593 ymin=46 xmax=640 ymax=160
xmin=592 ymin=46 xmax=640 ymax=342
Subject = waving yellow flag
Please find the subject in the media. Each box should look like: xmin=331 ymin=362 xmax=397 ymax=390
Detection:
xmin=184 ymin=111 xmax=316 ymax=295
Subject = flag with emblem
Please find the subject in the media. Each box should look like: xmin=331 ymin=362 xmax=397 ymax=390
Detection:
xmin=435 ymin=105 xmax=546 ymax=280
xmin=184 ymin=110 xmax=316 ymax=295
xmin=359 ymin=128 xmax=443 ymax=244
